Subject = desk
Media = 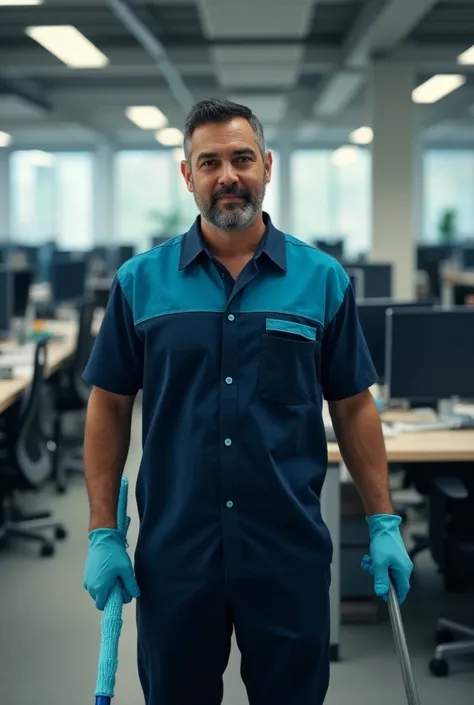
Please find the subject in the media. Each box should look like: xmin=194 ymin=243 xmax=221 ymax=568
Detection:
xmin=0 ymin=316 xmax=101 ymax=415
xmin=441 ymin=267 xmax=474 ymax=305
xmin=322 ymin=418 xmax=474 ymax=661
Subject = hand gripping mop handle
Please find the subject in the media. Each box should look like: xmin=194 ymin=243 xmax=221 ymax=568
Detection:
xmin=388 ymin=580 xmax=421 ymax=705
xmin=94 ymin=476 xmax=130 ymax=705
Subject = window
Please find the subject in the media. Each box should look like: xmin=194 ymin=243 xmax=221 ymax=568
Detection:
xmin=423 ymin=149 xmax=474 ymax=243
xmin=291 ymin=149 xmax=371 ymax=256
xmin=115 ymin=151 xmax=177 ymax=252
xmin=10 ymin=151 xmax=93 ymax=249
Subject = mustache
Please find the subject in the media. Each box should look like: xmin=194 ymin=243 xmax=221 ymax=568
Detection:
xmin=212 ymin=185 xmax=251 ymax=203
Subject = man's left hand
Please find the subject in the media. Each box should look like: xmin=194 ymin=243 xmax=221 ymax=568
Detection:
xmin=361 ymin=514 xmax=413 ymax=605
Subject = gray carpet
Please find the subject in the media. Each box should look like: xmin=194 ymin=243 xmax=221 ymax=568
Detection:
xmin=0 ymin=402 xmax=473 ymax=705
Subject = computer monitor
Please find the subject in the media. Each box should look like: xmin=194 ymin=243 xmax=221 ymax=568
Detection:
xmin=357 ymin=299 xmax=436 ymax=382
xmin=51 ymin=260 xmax=87 ymax=305
xmin=385 ymin=307 xmax=474 ymax=406
xmin=417 ymin=244 xmax=454 ymax=271
xmin=13 ymin=268 xmax=34 ymax=318
xmin=461 ymin=246 xmax=474 ymax=269
xmin=0 ymin=268 xmax=13 ymax=339
xmin=152 ymin=236 xmax=169 ymax=248
xmin=345 ymin=268 xmax=365 ymax=299
xmin=314 ymin=239 xmax=344 ymax=261
xmin=342 ymin=262 xmax=392 ymax=299
xmin=115 ymin=245 xmax=135 ymax=269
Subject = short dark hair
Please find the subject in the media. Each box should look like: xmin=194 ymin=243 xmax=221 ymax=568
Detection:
xmin=183 ymin=98 xmax=266 ymax=161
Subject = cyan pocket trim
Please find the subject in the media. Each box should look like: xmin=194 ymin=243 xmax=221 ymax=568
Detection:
xmin=266 ymin=318 xmax=317 ymax=341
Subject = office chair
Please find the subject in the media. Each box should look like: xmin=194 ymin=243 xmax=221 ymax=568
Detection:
xmin=428 ymin=475 xmax=474 ymax=677
xmin=51 ymin=297 xmax=95 ymax=494
xmin=0 ymin=341 xmax=67 ymax=557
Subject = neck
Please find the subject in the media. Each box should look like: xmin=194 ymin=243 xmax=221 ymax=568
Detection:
xmin=200 ymin=212 xmax=266 ymax=259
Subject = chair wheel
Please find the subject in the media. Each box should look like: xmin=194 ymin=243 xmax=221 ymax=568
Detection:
xmin=55 ymin=526 xmax=67 ymax=540
xmin=435 ymin=628 xmax=453 ymax=645
xmin=41 ymin=543 xmax=55 ymax=557
xmin=429 ymin=658 xmax=449 ymax=677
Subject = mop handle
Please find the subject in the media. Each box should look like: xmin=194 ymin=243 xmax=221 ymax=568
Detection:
xmin=94 ymin=476 xmax=129 ymax=705
xmin=388 ymin=579 xmax=421 ymax=705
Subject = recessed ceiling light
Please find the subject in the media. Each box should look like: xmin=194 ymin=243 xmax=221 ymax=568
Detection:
xmin=125 ymin=106 xmax=168 ymax=130
xmin=25 ymin=25 xmax=109 ymax=69
xmin=349 ymin=126 xmax=373 ymax=145
xmin=458 ymin=45 xmax=474 ymax=66
xmin=155 ymin=127 xmax=183 ymax=147
xmin=0 ymin=131 xmax=12 ymax=148
xmin=412 ymin=75 xmax=466 ymax=104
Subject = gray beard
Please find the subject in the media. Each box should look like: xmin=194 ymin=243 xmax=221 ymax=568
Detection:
xmin=194 ymin=184 xmax=266 ymax=232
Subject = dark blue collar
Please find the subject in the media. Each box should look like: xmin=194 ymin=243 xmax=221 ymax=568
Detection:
xmin=178 ymin=212 xmax=287 ymax=272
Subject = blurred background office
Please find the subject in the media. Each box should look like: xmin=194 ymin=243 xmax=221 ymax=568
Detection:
xmin=1 ymin=1 xmax=474 ymax=705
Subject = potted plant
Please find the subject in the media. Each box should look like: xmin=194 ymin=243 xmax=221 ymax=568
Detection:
xmin=438 ymin=208 xmax=457 ymax=243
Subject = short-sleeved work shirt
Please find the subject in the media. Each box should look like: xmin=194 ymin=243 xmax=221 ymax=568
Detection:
xmin=83 ymin=213 xmax=377 ymax=578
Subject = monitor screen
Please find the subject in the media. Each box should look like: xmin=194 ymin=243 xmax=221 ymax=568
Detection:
xmin=0 ymin=268 xmax=13 ymax=338
xmin=314 ymin=240 xmax=344 ymax=261
xmin=342 ymin=263 xmax=392 ymax=299
xmin=357 ymin=299 xmax=436 ymax=382
xmin=13 ymin=268 xmax=34 ymax=318
xmin=462 ymin=247 xmax=474 ymax=269
xmin=51 ymin=260 xmax=87 ymax=304
xmin=386 ymin=307 xmax=474 ymax=401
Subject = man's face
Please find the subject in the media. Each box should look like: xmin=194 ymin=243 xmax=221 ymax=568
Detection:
xmin=181 ymin=117 xmax=273 ymax=232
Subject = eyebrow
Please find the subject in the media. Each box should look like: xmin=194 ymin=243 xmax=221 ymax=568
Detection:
xmin=196 ymin=148 xmax=258 ymax=163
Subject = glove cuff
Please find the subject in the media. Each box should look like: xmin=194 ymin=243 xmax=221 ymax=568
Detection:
xmin=366 ymin=513 xmax=402 ymax=534
xmin=88 ymin=527 xmax=127 ymax=547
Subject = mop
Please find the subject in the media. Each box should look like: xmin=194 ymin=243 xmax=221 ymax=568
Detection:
xmin=93 ymin=475 xmax=130 ymax=705
xmin=91 ymin=476 xmax=421 ymax=704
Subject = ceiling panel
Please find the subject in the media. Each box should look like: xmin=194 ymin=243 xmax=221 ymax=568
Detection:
xmin=199 ymin=0 xmax=314 ymax=38
xmin=308 ymin=1 xmax=364 ymax=43
xmin=408 ymin=2 xmax=474 ymax=44
xmin=213 ymin=44 xmax=303 ymax=89
xmin=227 ymin=94 xmax=287 ymax=123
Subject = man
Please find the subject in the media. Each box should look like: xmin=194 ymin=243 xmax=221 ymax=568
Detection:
xmin=83 ymin=99 xmax=413 ymax=705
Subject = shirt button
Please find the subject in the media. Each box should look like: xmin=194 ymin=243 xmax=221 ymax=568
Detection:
xmin=227 ymin=314 xmax=235 ymax=322
xmin=225 ymin=376 xmax=233 ymax=385
xmin=224 ymin=438 xmax=232 ymax=447
xmin=226 ymin=501 xmax=234 ymax=509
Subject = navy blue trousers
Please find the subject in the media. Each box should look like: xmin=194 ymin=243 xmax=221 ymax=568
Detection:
xmin=135 ymin=567 xmax=331 ymax=705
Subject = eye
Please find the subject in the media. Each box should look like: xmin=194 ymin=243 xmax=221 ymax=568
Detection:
xmin=236 ymin=156 xmax=252 ymax=163
xmin=201 ymin=160 xmax=218 ymax=167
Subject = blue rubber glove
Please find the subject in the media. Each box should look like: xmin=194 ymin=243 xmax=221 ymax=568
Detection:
xmin=83 ymin=528 xmax=140 ymax=610
xmin=361 ymin=514 xmax=413 ymax=605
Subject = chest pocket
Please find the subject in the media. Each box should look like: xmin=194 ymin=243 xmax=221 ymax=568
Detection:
xmin=258 ymin=318 xmax=319 ymax=404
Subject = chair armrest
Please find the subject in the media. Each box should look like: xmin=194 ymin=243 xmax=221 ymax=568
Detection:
xmin=432 ymin=476 xmax=469 ymax=502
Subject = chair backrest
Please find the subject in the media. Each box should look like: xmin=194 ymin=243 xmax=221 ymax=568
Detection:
xmin=71 ymin=296 xmax=96 ymax=404
xmin=15 ymin=340 xmax=52 ymax=489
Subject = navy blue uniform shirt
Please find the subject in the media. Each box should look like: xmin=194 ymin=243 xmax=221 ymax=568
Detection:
xmin=83 ymin=213 xmax=377 ymax=578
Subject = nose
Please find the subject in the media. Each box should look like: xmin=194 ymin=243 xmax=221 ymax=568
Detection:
xmin=217 ymin=160 xmax=239 ymax=186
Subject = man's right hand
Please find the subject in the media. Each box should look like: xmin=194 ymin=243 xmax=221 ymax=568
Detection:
xmin=83 ymin=528 xmax=140 ymax=610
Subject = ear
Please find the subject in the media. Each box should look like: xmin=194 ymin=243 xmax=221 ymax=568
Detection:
xmin=264 ymin=150 xmax=273 ymax=184
xmin=180 ymin=159 xmax=194 ymax=193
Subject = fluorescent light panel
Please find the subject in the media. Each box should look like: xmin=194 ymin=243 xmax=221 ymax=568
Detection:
xmin=156 ymin=127 xmax=183 ymax=147
xmin=412 ymin=75 xmax=466 ymax=104
xmin=458 ymin=45 xmax=474 ymax=66
xmin=349 ymin=126 xmax=373 ymax=145
xmin=0 ymin=1 xmax=43 ymax=5
xmin=126 ymin=106 xmax=168 ymax=130
xmin=25 ymin=25 xmax=109 ymax=69
xmin=0 ymin=131 xmax=12 ymax=148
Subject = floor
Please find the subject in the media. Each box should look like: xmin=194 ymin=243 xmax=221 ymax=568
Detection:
xmin=0 ymin=401 xmax=473 ymax=705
